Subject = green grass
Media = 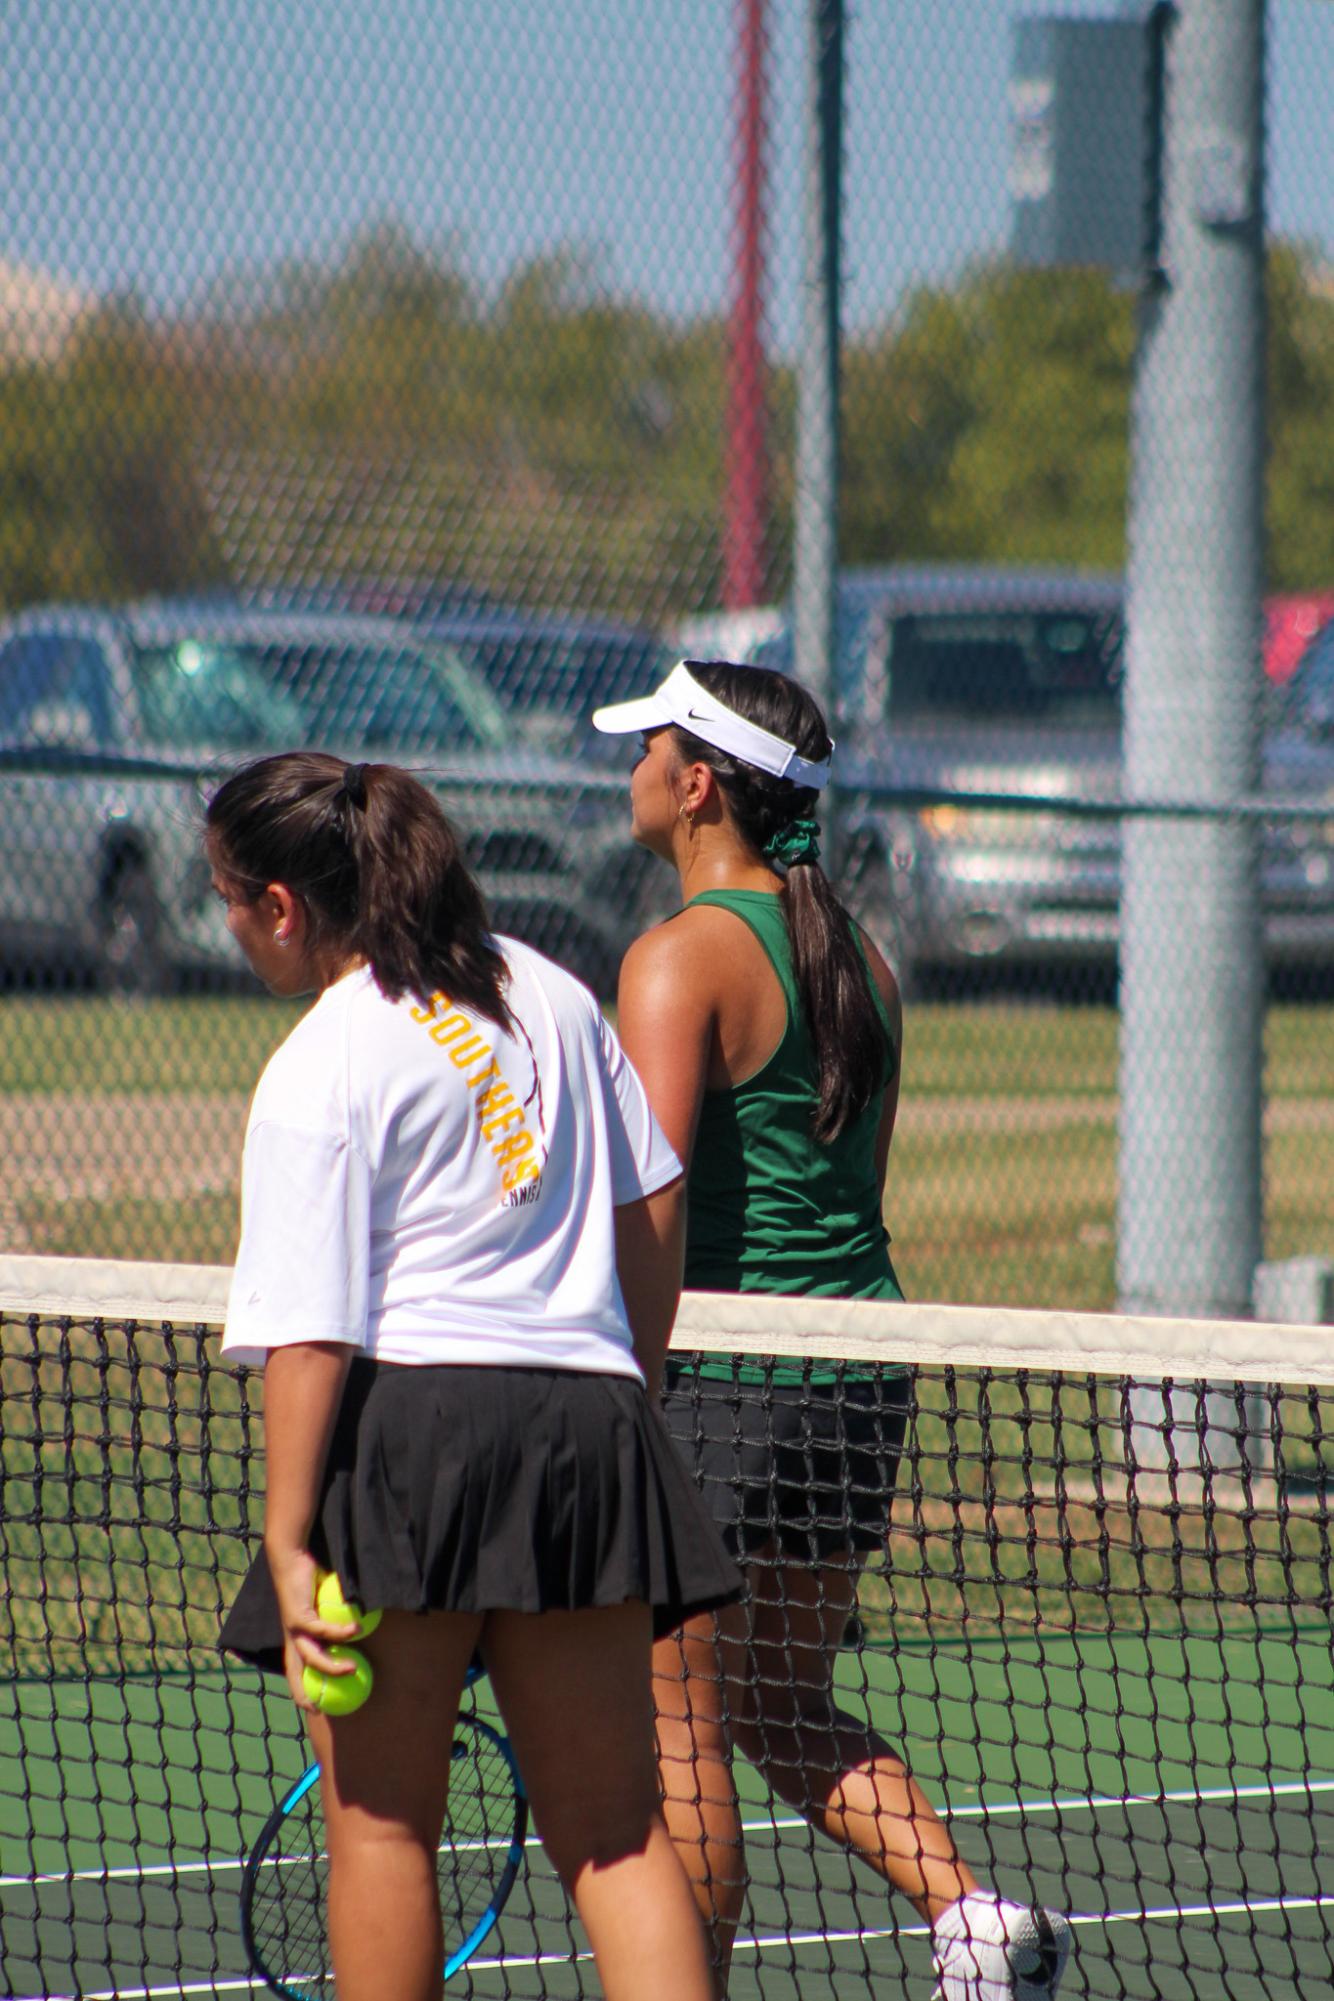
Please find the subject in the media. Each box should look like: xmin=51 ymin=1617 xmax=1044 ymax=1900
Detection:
xmin=1264 ymin=1002 xmax=1334 ymax=1097
xmin=889 ymin=1116 xmax=1118 ymax=1308
xmin=889 ymin=1000 xmax=1334 ymax=1307
xmin=15 ymin=1192 xmax=242 ymax=1264
xmin=2 ymin=995 xmax=1332 ymax=1307
xmin=0 ymin=994 xmax=306 ymax=1098
xmin=906 ymin=997 xmax=1334 ymax=1099
xmin=906 ymin=1000 xmax=1120 ymax=1098
xmin=3 ymin=993 xmax=1327 ymax=1102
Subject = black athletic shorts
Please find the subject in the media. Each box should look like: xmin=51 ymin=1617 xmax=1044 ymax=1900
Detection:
xmin=660 ymin=1365 xmax=912 ymax=1564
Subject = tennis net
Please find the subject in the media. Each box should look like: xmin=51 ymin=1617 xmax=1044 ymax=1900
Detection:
xmin=1 ymin=1253 xmax=1331 ymax=2001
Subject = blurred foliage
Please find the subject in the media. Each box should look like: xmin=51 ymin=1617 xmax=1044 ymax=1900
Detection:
xmin=843 ymin=264 xmax=1135 ymax=574
xmin=3 ymin=226 xmax=1334 ymax=621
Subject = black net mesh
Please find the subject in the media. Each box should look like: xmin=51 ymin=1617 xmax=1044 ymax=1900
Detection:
xmin=2 ymin=1281 xmax=1331 ymax=1999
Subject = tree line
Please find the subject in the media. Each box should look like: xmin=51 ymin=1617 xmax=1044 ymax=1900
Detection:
xmin=2 ymin=224 xmax=1331 ymax=625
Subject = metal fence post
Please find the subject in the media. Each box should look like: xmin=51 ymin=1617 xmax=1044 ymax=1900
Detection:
xmin=795 ymin=0 xmax=843 ymax=850
xmin=724 ymin=0 xmax=770 ymax=612
xmin=1119 ymin=0 xmax=1267 ymax=1470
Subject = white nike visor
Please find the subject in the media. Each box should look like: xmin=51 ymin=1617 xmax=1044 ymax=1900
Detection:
xmin=591 ymin=660 xmax=833 ymax=792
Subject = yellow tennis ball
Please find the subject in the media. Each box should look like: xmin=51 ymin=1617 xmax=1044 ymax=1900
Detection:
xmin=302 ymin=1644 xmax=373 ymax=1718
xmin=314 ymin=1570 xmax=383 ymax=1640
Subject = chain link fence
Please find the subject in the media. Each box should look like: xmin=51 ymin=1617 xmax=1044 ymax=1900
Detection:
xmin=0 ymin=0 xmax=1332 ymax=1312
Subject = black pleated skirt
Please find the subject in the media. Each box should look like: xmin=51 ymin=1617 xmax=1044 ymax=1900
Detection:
xmin=220 ymin=1359 xmax=742 ymax=1673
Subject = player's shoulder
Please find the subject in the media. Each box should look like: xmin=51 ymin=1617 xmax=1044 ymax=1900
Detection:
xmin=250 ymin=968 xmax=372 ymax=1117
xmin=621 ymin=903 xmax=739 ymax=983
xmin=495 ymin=934 xmax=606 ymax=1048
xmin=498 ymin=931 xmax=595 ymax=1004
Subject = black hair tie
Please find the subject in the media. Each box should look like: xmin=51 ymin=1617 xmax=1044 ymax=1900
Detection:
xmin=341 ymin=762 xmax=369 ymax=810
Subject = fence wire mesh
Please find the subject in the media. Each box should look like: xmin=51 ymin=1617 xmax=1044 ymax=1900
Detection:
xmin=0 ymin=0 xmax=1331 ymax=1317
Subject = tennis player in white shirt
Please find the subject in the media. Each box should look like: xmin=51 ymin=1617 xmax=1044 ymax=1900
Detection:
xmin=208 ymin=750 xmax=739 ymax=2001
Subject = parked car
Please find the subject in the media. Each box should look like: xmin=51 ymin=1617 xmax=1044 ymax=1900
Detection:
xmin=407 ymin=608 xmax=676 ymax=754
xmin=0 ymin=604 xmax=656 ymax=995
xmin=1264 ymin=592 xmax=1334 ymax=686
xmin=671 ymin=604 xmax=785 ymax=665
xmin=754 ymin=565 xmax=1334 ymax=989
xmin=235 ymin=584 xmax=677 ymax=756
xmin=1283 ymin=609 xmax=1334 ymax=735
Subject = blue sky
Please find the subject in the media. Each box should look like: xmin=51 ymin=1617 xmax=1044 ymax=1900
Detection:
xmin=3 ymin=2 xmax=1332 ymax=347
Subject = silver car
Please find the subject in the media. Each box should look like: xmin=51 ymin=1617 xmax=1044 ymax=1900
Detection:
xmin=0 ymin=604 xmax=652 ymax=994
xmin=756 ymin=566 xmax=1334 ymax=990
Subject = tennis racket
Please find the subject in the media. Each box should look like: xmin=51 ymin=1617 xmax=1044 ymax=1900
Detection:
xmin=240 ymin=1670 xmax=527 ymax=1998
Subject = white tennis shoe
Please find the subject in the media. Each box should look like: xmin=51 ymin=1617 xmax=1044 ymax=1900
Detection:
xmin=931 ymin=1893 xmax=1071 ymax=2001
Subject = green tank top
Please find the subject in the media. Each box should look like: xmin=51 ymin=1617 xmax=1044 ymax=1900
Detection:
xmin=681 ymin=888 xmax=905 ymax=1384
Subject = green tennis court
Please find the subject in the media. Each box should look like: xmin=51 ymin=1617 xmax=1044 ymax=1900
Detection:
xmin=4 ymin=1625 xmax=1332 ymax=1998
xmin=4 ymin=1276 xmax=1334 ymax=1998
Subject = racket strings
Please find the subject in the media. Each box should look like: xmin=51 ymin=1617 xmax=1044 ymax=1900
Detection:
xmin=243 ymin=1709 xmax=525 ymax=1998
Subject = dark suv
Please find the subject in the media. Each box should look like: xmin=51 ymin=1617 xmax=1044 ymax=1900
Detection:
xmin=409 ymin=609 xmax=675 ymax=755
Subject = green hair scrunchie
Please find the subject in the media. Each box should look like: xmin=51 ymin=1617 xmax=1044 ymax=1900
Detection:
xmin=763 ymin=817 xmax=821 ymax=868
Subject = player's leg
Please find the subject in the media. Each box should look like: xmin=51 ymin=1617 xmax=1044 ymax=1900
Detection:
xmin=724 ymin=1557 xmax=1070 ymax=1996
xmin=652 ymin=1612 xmax=748 ymax=1979
xmin=718 ymin=1548 xmax=978 ymax=1919
xmin=484 ymin=1601 xmax=716 ymax=2001
xmin=306 ymin=1606 xmax=484 ymax=2001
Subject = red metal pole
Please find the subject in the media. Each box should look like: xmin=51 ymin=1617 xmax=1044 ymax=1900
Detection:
xmin=724 ymin=0 xmax=769 ymax=610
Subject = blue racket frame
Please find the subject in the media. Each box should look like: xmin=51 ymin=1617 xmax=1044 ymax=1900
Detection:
xmin=240 ymin=1668 xmax=528 ymax=1998
xmin=441 ymin=1713 xmax=527 ymax=1977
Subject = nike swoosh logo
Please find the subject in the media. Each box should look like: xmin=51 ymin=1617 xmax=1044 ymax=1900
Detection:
xmin=686 ymin=709 xmax=712 ymax=722
xmin=1031 ymin=1911 xmax=1064 ymax=1990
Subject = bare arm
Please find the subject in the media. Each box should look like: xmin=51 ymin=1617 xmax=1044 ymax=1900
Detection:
xmin=262 ymin=1341 xmax=360 ymax=1708
xmin=614 ymin=1178 xmax=685 ymax=1397
xmin=614 ymin=925 xmax=718 ymax=1391
xmin=616 ymin=923 xmax=717 ymax=1166
xmin=859 ymin=930 xmax=904 ymax=1195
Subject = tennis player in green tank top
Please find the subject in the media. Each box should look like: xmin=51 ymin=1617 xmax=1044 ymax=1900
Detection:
xmin=593 ymin=663 xmax=1070 ymax=2001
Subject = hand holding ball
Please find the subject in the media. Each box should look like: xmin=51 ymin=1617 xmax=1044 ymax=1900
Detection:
xmin=314 ymin=1569 xmax=383 ymax=1640
xmin=302 ymin=1644 xmax=373 ymax=1717
xmin=299 ymin=1571 xmax=383 ymax=1717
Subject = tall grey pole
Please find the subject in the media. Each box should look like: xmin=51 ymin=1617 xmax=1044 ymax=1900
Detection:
xmin=1119 ymin=1 xmax=1266 ymax=1468
xmin=794 ymin=0 xmax=842 ymax=756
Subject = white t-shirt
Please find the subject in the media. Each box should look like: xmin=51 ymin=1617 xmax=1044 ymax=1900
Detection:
xmin=221 ymin=940 xmax=680 ymax=1378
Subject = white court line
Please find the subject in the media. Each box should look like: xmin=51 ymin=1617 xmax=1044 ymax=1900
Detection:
xmin=1 ymin=1833 xmax=512 ymax=1892
xmin=28 ymin=1892 xmax=1334 ymax=2001
xmin=7 ymin=1774 xmax=1333 ymax=1892
xmin=955 ymin=1776 xmax=1334 ymax=1821
xmin=2 ymin=1858 xmax=242 ymax=1892
xmin=752 ymin=1774 xmax=1334 ymax=1835
xmin=723 ymin=1893 xmax=1334 ymax=1954
xmin=10 ymin=1783 xmax=1334 ymax=1998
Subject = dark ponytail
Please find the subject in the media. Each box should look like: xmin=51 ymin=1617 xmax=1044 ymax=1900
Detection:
xmin=671 ymin=661 xmax=891 ymax=1143
xmin=205 ymin=751 xmax=512 ymax=1028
